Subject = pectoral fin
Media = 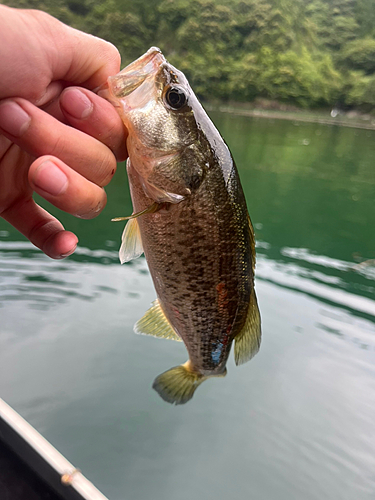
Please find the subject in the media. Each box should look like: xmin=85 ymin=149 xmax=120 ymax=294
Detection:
xmin=234 ymin=291 xmax=261 ymax=365
xmin=134 ymin=299 xmax=182 ymax=341
xmin=119 ymin=218 xmax=143 ymax=264
xmin=112 ymin=202 xmax=160 ymax=221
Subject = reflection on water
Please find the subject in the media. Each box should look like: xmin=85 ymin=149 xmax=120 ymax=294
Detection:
xmin=0 ymin=240 xmax=373 ymax=341
xmin=0 ymin=116 xmax=374 ymax=500
xmin=257 ymin=247 xmax=375 ymax=320
xmin=0 ymin=242 xmax=145 ymax=311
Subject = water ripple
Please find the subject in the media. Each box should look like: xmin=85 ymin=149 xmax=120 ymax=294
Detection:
xmin=0 ymin=242 xmax=149 ymax=311
xmin=256 ymin=256 xmax=375 ymax=319
xmin=281 ymin=246 xmax=375 ymax=280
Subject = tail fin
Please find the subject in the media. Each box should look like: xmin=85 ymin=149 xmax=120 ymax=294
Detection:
xmin=152 ymin=362 xmax=207 ymax=405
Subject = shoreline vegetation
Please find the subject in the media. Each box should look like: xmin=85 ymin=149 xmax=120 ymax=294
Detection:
xmin=204 ymin=101 xmax=375 ymax=130
xmin=4 ymin=0 xmax=375 ymax=115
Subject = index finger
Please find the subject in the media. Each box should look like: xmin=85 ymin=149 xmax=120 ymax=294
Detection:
xmin=59 ymin=87 xmax=128 ymax=161
xmin=51 ymin=25 xmax=121 ymax=90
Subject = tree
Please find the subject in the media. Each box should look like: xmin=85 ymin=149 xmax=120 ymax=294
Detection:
xmin=340 ymin=38 xmax=375 ymax=75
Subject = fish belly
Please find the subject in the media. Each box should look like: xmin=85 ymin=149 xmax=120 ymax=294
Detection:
xmin=128 ymin=163 xmax=254 ymax=375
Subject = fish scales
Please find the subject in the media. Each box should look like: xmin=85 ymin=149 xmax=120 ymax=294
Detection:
xmin=99 ymin=47 xmax=261 ymax=404
xmin=132 ymin=168 xmax=252 ymax=372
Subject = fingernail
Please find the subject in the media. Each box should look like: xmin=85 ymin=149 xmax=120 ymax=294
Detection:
xmin=61 ymin=88 xmax=93 ymax=119
xmin=59 ymin=243 xmax=78 ymax=259
xmin=32 ymin=160 xmax=68 ymax=196
xmin=0 ymin=100 xmax=31 ymax=137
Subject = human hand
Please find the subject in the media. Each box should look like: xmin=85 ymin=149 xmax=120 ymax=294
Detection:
xmin=0 ymin=6 xmax=127 ymax=258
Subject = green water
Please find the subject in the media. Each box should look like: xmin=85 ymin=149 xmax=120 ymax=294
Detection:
xmin=0 ymin=114 xmax=374 ymax=500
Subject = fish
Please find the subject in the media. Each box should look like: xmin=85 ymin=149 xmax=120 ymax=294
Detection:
xmin=99 ymin=47 xmax=261 ymax=405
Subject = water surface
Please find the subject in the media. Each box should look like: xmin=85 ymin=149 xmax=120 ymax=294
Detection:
xmin=0 ymin=115 xmax=374 ymax=500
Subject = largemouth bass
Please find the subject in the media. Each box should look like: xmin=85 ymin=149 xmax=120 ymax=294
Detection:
xmin=99 ymin=47 xmax=261 ymax=404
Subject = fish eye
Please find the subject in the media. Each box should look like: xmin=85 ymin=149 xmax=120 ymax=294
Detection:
xmin=165 ymin=87 xmax=187 ymax=110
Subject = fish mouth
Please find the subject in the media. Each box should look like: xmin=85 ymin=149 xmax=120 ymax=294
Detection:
xmin=97 ymin=47 xmax=165 ymax=102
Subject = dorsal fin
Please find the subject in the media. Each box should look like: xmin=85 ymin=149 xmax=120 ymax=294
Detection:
xmin=134 ymin=299 xmax=182 ymax=341
xmin=119 ymin=218 xmax=143 ymax=264
xmin=234 ymin=290 xmax=261 ymax=365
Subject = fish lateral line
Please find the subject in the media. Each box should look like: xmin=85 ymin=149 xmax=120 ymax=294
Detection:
xmin=111 ymin=201 xmax=161 ymax=221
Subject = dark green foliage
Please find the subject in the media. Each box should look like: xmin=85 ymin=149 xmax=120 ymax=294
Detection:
xmin=2 ymin=0 xmax=374 ymax=109
xmin=340 ymin=38 xmax=375 ymax=74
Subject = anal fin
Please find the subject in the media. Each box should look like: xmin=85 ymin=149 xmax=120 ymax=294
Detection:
xmin=134 ymin=299 xmax=182 ymax=341
xmin=234 ymin=290 xmax=261 ymax=365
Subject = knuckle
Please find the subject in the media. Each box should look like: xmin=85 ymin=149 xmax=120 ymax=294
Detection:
xmin=76 ymin=189 xmax=107 ymax=219
xmin=27 ymin=8 xmax=53 ymax=24
xmin=103 ymin=41 xmax=121 ymax=69
xmin=47 ymin=133 xmax=65 ymax=158
xmin=102 ymin=119 xmax=124 ymax=152
xmin=95 ymin=152 xmax=117 ymax=187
